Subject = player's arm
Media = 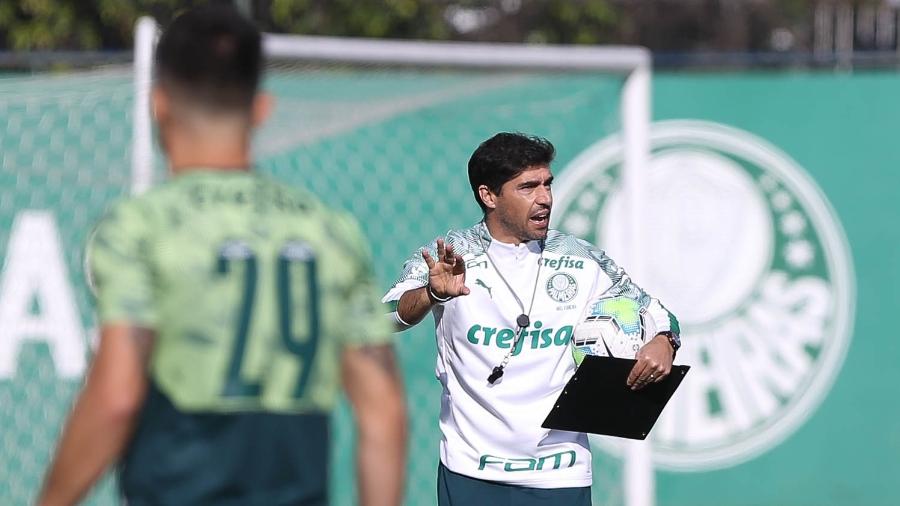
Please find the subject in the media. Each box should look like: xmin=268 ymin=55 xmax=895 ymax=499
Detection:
xmin=336 ymin=212 xmax=408 ymax=504
xmin=342 ymin=343 xmax=407 ymax=506
xmin=37 ymin=324 xmax=153 ymax=506
xmin=395 ymin=238 xmax=469 ymax=328
xmin=628 ymin=298 xmax=680 ymax=390
xmin=395 ymin=286 xmax=435 ymax=328
xmin=38 ymin=199 xmax=158 ymax=504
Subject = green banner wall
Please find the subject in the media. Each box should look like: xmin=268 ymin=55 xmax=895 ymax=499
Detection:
xmin=0 ymin=69 xmax=896 ymax=506
xmin=647 ymin=72 xmax=899 ymax=506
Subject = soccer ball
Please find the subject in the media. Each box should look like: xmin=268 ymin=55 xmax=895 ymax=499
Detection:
xmin=572 ymin=295 xmax=656 ymax=365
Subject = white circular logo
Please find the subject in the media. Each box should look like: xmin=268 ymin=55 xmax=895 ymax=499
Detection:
xmin=546 ymin=273 xmax=578 ymax=303
xmin=554 ymin=120 xmax=855 ymax=471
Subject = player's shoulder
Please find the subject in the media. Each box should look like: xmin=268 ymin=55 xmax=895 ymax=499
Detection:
xmin=271 ymin=178 xmax=368 ymax=252
xmin=86 ymin=193 xmax=159 ymax=263
xmin=257 ymin=174 xmax=322 ymax=207
xmin=99 ymin=173 xmax=202 ymax=225
xmin=96 ymin=190 xmax=160 ymax=232
xmin=260 ymin=174 xmax=359 ymax=224
xmin=107 ymin=175 xmax=192 ymax=221
xmin=416 ymin=222 xmax=488 ymax=258
xmin=447 ymin=223 xmax=488 ymax=252
xmin=544 ymin=229 xmax=609 ymax=264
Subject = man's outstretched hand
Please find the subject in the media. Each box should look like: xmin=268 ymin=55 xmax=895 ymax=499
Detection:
xmin=421 ymin=238 xmax=470 ymax=301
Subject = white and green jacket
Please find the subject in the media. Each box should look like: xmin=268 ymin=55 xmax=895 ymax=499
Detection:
xmin=384 ymin=222 xmax=679 ymax=488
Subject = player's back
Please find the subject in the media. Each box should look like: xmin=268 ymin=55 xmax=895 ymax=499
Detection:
xmin=89 ymin=169 xmax=382 ymax=505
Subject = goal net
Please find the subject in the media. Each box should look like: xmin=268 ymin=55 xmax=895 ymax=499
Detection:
xmin=0 ymin=70 xmax=131 ymax=504
xmin=0 ymin=18 xmax=650 ymax=506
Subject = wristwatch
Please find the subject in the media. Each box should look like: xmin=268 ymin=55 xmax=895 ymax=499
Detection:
xmin=657 ymin=331 xmax=681 ymax=357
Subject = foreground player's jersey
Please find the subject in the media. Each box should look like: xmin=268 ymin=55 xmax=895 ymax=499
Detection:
xmin=384 ymin=222 xmax=678 ymax=489
xmin=88 ymin=169 xmax=391 ymax=504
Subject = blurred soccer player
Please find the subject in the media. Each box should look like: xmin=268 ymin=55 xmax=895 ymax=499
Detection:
xmin=37 ymin=5 xmax=406 ymax=505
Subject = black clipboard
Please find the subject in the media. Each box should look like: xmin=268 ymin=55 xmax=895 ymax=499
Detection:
xmin=541 ymin=355 xmax=690 ymax=440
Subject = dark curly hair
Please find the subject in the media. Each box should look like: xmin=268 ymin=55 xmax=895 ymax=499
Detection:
xmin=467 ymin=132 xmax=556 ymax=212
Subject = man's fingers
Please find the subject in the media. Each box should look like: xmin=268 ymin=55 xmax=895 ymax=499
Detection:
xmin=421 ymin=249 xmax=436 ymax=269
xmin=435 ymin=239 xmax=460 ymax=266
xmin=654 ymin=364 xmax=671 ymax=382
xmin=636 ymin=364 xmax=669 ymax=389
xmin=627 ymin=359 xmax=648 ymax=387
xmin=630 ymin=356 xmax=667 ymax=390
xmin=629 ymin=338 xmax=677 ymax=389
xmin=451 ymin=254 xmax=466 ymax=274
xmin=648 ymin=366 xmax=666 ymax=383
xmin=425 ymin=238 xmax=469 ymax=298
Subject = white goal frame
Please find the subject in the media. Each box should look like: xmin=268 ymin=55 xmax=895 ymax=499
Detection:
xmin=132 ymin=17 xmax=654 ymax=506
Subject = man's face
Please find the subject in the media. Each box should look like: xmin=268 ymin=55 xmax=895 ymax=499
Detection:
xmin=486 ymin=165 xmax=553 ymax=243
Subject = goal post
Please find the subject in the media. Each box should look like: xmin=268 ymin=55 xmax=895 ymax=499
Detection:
xmin=132 ymin=17 xmax=653 ymax=506
xmin=131 ymin=16 xmax=157 ymax=195
xmin=132 ymin=19 xmax=651 ymax=200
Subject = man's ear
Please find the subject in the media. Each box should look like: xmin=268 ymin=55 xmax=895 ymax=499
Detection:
xmin=478 ymin=185 xmax=498 ymax=210
xmin=151 ymin=86 xmax=169 ymax=122
xmin=251 ymin=92 xmax=273 ymax=127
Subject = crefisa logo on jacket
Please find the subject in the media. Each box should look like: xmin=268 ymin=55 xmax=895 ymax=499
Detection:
xmin=553 ymin=120 xmax=855 ymax=471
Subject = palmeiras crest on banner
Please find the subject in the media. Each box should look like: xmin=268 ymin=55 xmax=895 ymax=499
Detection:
xmin=553 ymin=120 xmax=855 ymax=471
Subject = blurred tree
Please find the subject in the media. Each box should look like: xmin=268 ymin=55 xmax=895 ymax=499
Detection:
xmin=0 ymin=0 xmax=893 ymax=57
xmin=447 ymin=0 xmax=623 ymax=45
xmin=259 ymin=0 xmax=623 ymax=44
xmin=263 ymin=0 xmax=452 ymax=40
xmin=0 ymin=0 xmax=103 ymax=50
xmin=0 ymin=0 xmax=216 ymax=50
